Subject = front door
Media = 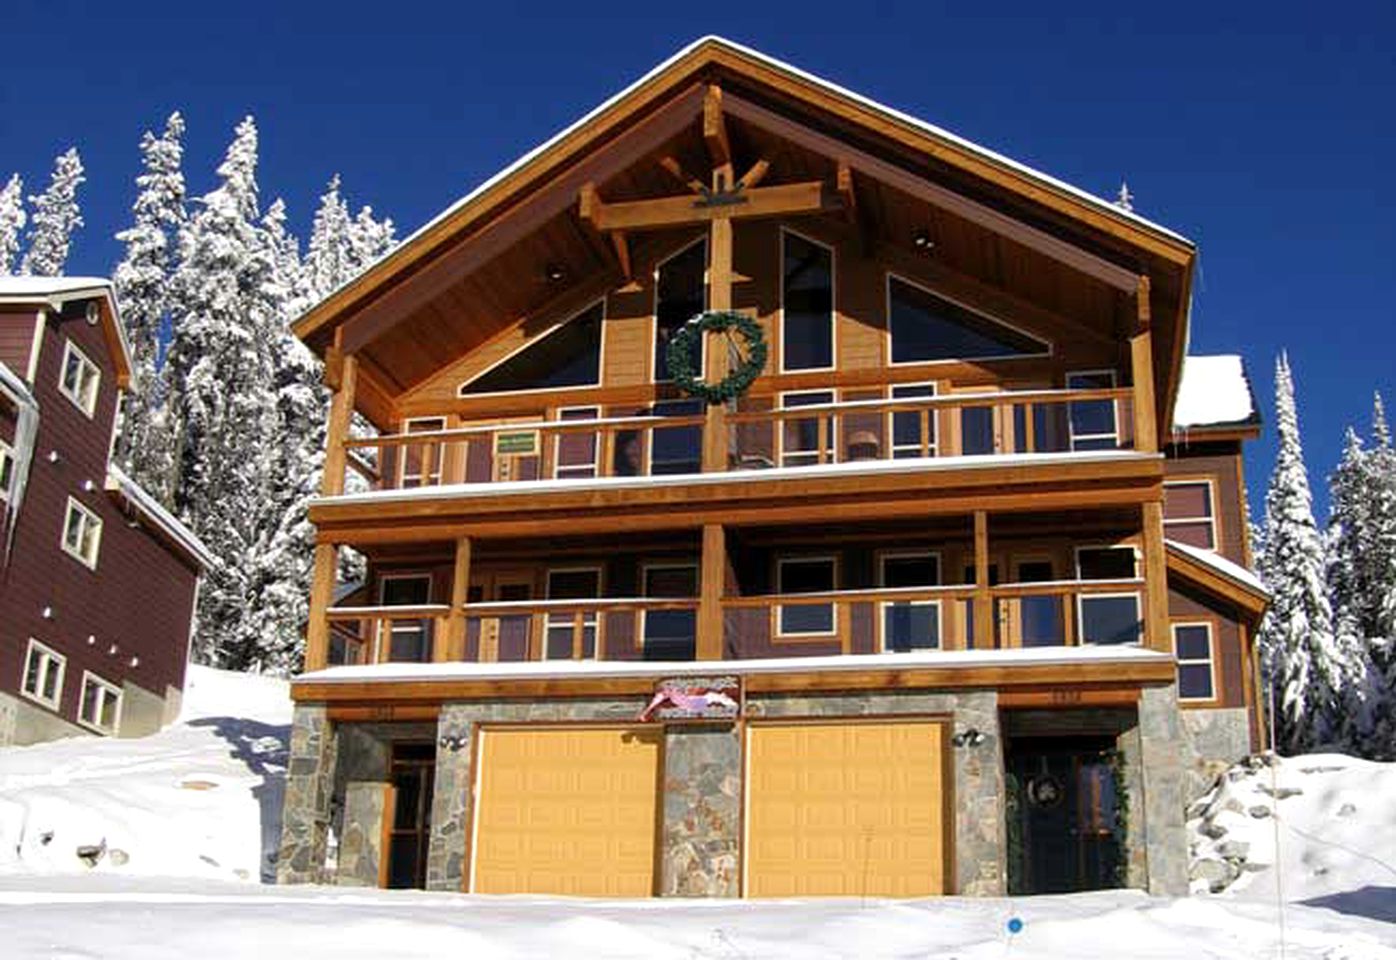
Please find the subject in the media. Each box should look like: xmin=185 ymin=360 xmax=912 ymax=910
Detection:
xmin=387 ymin=743 xmax=435 ymax=889
xmin=1006 ymin=736 xmax=1123 ymax=894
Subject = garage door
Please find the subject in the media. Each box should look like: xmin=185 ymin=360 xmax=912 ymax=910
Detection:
xmin=471 ymin=726 xmax=661 ymax=896
xmin=746 ymin=720 xmax=948 ymax=897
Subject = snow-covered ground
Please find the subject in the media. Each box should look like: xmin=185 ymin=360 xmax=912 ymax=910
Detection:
xmin=0 ymin=667 xmax=1391 ymax=958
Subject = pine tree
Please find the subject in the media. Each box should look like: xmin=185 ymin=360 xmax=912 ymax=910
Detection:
xmin=348 ymin=204 xmax=396 ymax=275
xmin=302 ymin=175 xmax=353 ymax=304
xmin=114 ymin=113 xmax=187 ymax=503
xmin=1257 ymin=353 xmax=1357 ymax=753
xmin=0 ymin=175 xmax=24 ymax=274
xmin=1363 ymin=395 xmax=1396 ymax=758
xmin=1326 ymin=428 xmax=1379 ymax=749
xmin=19 ymin=148 xmax=85 ymax=276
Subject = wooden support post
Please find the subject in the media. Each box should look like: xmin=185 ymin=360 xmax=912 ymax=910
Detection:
xmin=703 ymin=84 xmax=731 ymax=170
xmin=1141 ymin=500 xmax=1170 ymax=652
xmin=1130 ymin=275 xmax=1158 ymax=453
xmin=973 ymin=511 xmax=992 ymax=650
xmin=442 ymin=536 xmax=471 ymax=662
xmin=702 ymin=211 xmax=733 ymax=472
xmin=321 ymin=350 xmax=358 ymax=497
xmin=697 ymin=524 xmax=726 ymax=660
xmin=304 ymin=542 xmax=339 ymax=672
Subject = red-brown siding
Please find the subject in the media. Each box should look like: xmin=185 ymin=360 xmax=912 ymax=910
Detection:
xmin=0 ymin=309 xmax=37 ymax=377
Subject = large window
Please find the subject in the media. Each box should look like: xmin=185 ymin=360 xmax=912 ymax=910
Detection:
xmin=654 ymin=240 xmax=706 ymax=382
xmin=61 ymin=497 xmax=102 ymax=569
xmin=641 ymin=563 xmax=698 ymax=661
xmin=781 ymin=231 xmax=834 ymax=371
xmin=1067 ymin=371 xmax=1120 ymax=451
xmin=21 ymin=639 xmax=65 ymax=710
xmin=1075 ymin=546 xmax=1142 ymax=645
xmin=545 ymin=567 xmax=601 ymax=660
xmin=776 ymin=556 xmax=836 ymax=637
xmin=888 ymin=276 xmax=1047 ymax=364
xmin=1164 ymin=480 xmax=1217 ymax=550
xmin=779 ymin=390 xmax=835 ymax=467
xmin=379 ymin=574 xmax=433 ymax=663
xmin=59 ymin=340 xmax=100 ymax=416
xmin=78 ymin=671 xmax=122 ymax=735
xmin=0 ymin=438 xmax=13 ymax=503
xmin=879 ymin=552 xmax=941 ymax=652
xmin=890 ymin=383 xmax=937 ymax=459
xmin=1173 ymin=622 xmax=1216 ymax=701
xmin=459 ymin=302 xmax=603 ymax=395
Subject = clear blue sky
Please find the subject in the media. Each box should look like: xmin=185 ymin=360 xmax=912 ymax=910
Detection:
xmin=4 ymin=0 xmax=1392 ymax=518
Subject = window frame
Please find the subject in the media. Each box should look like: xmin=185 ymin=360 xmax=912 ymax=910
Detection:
xmin=774 ymin=554 xmax=839 ymax=639
xmin=1066 ymin=369 xmax=1121 ymax=451
xmin=21 ymin=638 xmax=66 ymax=711
xmin=639 ymin=561 xmax=700 ymax=658
xmin=396 ymin=416 xmax=448 ymax=488
xmin=1172 ymin=620 xmax=1219 ymax=704
xmin=544 ymin=565 xmax=604 ymax=661
xmin=1073 ymin=543 xmax=1141 ymax=581
xmin=778 ymin=228 xmax=837 ymax=374
xmin=1163 ymin=477 xmax=1220 ymax=552
xmin=455 ymin=298 xmax=607 ymax=399
xmin=888 ymin=381 xmax=938 ymax=459
xmin=377 ymin=572 xmax=434 ymax=663
xmin=1073 ymin=543 xmax=1142 ymax=646
xmin=645 ymin=398 xmax=704 ymax=476
xmin=77 ymin=670 xmax=122 ymax=736
xmin=777 ymin=389 xmax=837 ymax=468
xmin=876 ymin=550 xmax=943 ymax=653
xmin=0 ymin=437 xmax=13 ymax=503
xmin=552 ymin=405 xmax=601 ymax=480
xmin=59 ymin=339 xmax=101 ymax=417
xmin=885 ymin=272 xmax=1052 ymax=367
xmin=60 ymin=496 xmax=103 ymax=570
xmin=652 ymin=237 xmax=708 ymax=384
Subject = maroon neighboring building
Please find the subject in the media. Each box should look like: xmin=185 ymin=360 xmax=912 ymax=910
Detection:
xmin=0 ymin=277 xmax=212 ymax=745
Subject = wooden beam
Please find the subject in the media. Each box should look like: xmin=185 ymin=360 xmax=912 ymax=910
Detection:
xmin=442 ymin=536 xmax=472 ymax=662
xmin=697 ymin=524 xmax=726 ymax=659
xmin=304 ymin=542 xmax=338 ymax=672
xmin=737 ymin=158 xmax=770 ymax=190
xmin=703 ymin=84 xmax=731 ymax=169
xmin=590 ymin=180 xmax=836 ymax=232
xmin=1130 ymin=281 xmax=1159 ymax=453
xmin=320 ymin=351 xmax=358 ymax=497
xmin=658 ymin=155 xmax=705 ymax=193
xmin=1141 ymin=501 xmax=1170 ymax=653
xmin=836 ymin=162 xmax=857 ymax=225
xmin=610 ymin=230 xmax=633 ymax=280
xmin=973 ymin=510 xmax=992 ymax=650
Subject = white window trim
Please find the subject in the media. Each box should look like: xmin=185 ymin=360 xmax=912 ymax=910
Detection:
xmin=777 ymin=389 xmax=837 ymax=467
xmin=879 ymin=599 xmax=943 ymax=652
xmin=77 ymin=670 xmax=122 ymax=736
xmin=1173 ymin=621 xmax=1218 ymax=702
xmin=1075 ymin=591 xmax=1144 ymax=647
xmin=456 ymin=298 xmax=607 ymax=399
xmin=1066 ymin=369 xmax=1121 ymax=450
xmin=640 ymin=561 xmax=700 ymax=652
xmin=21 ymin=638 xmax=66 ymax=711
xmin=553 ymin=406 xmax=601 ymax=480
xmin=885 ymin=272 xmax=1052 ymax=367
xmin=396 ymin=417 xmax=448 ymax=488
xmin=59 ymin=339 xmax=100 ymax=418
xmin=545 ymin=565 xmax=604 ymax=660
xmin=778 ymin=228 xmax=837 ymax=374
xmin=888 ymin=382 xmax=938 ymax=458
xmin=61 ymin=496 xmax=103 ymax=570
xmin=1073 ymin=543 xmax=1141 ymax=580
xmin=876 ymin=550 xmax=943 ymax=652
xmin=1163 ymin=478 xmax=1219 ymax=552
xmin=775 ymin=554 xmax=839 ymax=638
xmin=376 ymin=573 xmax=434 ymax=662
xmin=651 ymin=237 xmax=708 ymax=384
xmin=0 ymin=437 xmax=13 ymax=503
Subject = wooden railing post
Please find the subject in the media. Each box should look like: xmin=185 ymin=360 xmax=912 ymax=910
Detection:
xmin=321 ymin=345 xmax=358 ymax=497
xmin=1130 ymin=274 xmax=1158 ymax=453
xmin=441 ymin=536 xmax=471 ymax=662
xmin=1141 ymin=500 xmax=1170 ymax=652
xmin=304 ymin=541 xmax=338 ymax=672
xmin=973 ymin=511 xmax=993 ymax=650
xmin=697 ymin=524 xmax=726 ymax=659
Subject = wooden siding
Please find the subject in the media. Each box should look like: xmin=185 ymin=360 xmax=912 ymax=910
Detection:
xmin=1167 ymin=582 xmax=1246 ymax=709
xmin=0 ymin=309 xmax=37 ymax=377
xmin=1163 ymin=443 xmax=1247 ymax=567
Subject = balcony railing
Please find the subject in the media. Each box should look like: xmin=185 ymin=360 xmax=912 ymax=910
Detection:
xmin=337 ymin=386 xmax=1135 ymax=494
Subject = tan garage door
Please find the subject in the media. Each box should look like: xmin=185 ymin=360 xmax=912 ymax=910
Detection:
xmin=746 ymin=720 xmax=949 ymax=897
xmin=471 ymin=726 xmax=661 ymax=896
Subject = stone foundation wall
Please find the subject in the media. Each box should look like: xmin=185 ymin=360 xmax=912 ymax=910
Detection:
xmin=336 ymin=781 xmax=391 ymax=887
xmin=0 ymin=691 xmax=84 ymax=746
xmin=1138 ymin=685 xmax=1189 ymax=896
xmin=1180 ymin=707 xmax=1252 ymax=800
xmin=661 ymin=723 xmax=741 ymax=896
xmin=275 ymin=704 xmax=338 ymax=884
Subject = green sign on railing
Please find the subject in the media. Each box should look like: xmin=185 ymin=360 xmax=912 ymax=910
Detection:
xmin=494 ymin=429 xmax=540 ymax=457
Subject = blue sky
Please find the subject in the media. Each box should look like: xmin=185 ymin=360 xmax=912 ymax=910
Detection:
xmin=4 ymin=0 xmax=1392 ymax=517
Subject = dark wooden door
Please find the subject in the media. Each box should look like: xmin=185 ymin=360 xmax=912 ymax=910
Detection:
xmin=387 ymin=743 xmax=436 ymax=889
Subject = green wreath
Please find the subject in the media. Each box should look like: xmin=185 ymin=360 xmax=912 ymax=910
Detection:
xmin=666 ymin=310 xmax=768 ymax=405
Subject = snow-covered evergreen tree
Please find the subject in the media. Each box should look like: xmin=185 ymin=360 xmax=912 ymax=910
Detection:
xmin=114 ymin=113 xmax=187 ymax=502
xmin=19 ymin=149 xmax=85 ymax=276
xmin=0 ymin=175 xmax=25 ymax=274
xmin=1362 ymin=395 xmax=1396 ymax=757
xmin=348 ymin=204 xmax=396 ymax=276
xmin=301 ymin=175 xmax=354 ymax=304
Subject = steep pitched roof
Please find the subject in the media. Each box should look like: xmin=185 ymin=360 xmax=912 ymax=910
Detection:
xmin=0 ymin=276 xmax=133 ymax=388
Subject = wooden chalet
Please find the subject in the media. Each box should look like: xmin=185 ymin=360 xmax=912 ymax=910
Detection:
xmin=277 ymin=37 xmax=1268 ymax=899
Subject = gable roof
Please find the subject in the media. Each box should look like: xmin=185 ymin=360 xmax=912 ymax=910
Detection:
xmin=1165 ymin=538 xmax=1269 ymax=622
xmin=0 ymin=276 xmax=133 ymax=389
xmin=1171 ymin=354 xmax=1261 ymax=437
xmin=105 ymin=465 xmax=217 ymax=570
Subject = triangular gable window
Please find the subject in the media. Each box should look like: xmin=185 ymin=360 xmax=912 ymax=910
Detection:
xmin=459 ymin=302 xmax=603 ymax=396
xmin=889 ymin=277 xmax=1048 ymax=363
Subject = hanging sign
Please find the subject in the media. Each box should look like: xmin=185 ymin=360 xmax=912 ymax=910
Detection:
xmin=639 ymin=676 xmax=741 ymax=722
xmin=493 ymin=429 xmax=540 ymax=457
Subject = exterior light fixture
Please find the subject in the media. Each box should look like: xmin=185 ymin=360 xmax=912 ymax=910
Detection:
xmin=952 ymin=727 xmax=987 ymax=748
xmin=438 ymin=733 xmax=468 ymax=752
xmin=912 ymin=229 xmax=935 ymax=251
xmin=544 ymin=263 xmax=567 ymax=283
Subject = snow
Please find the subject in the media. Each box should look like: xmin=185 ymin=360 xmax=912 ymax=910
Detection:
xmin=1173 ymin=354 xmax=1257 ymax=429
xmin=0 ymin=275 xmax=117 ymax=298
xmin=1167 ymin=537 xmax=1270 ymax=594
xmin=106 ymin=464 xmax=217 ymax=568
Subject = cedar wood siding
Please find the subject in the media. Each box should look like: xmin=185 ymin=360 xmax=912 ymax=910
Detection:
xmin=0 ymin=309 xmax=38 ymax=377
xmin=1168 ymin=582 xmax=1246 ymax=709
xmin=0 ymin=306 xmax=198 ymax=732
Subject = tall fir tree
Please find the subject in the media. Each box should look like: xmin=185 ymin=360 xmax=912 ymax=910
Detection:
xmin=348 ymin=204 xmax=396 ymax=275
xmin=0 ymin=174 xmax=24 ymax=274
xmin=19 ymin=148 xmax=85 ymax=276
xmin=114 ymin=113 xmax=187 ymax=503
xmin=301 ymin=175 xmax=353 ymax=304
xmin=1363 ymin=395 xmax=1396 ymax=757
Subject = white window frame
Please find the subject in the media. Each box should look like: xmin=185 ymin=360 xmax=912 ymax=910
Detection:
xmin=877 ymin=550 xmax=943 ymax=652
xmin=778 ymin=228 xmax=836 ymax=374
xmin=640 ymin=561 xmax=700 ymax=655
xmin=456 ymin=298 xmax=607 ymax=399
xmin=1066 ymin=369 xmax=1120 ymax=451
xmin=1074 ymin=592 xmax=1143 ymax=646
xmin=545 ymin=565 xmax=603 ymax=660
xmin=778 ymin=390 xmax=837 ymax=467
xmin=775 ymin=554 xmax=839 ymax=638
xmin=59 ymin=339 xmax=100 ymax=417
xmin=377 ymin=573 xmax=434 ymax=663
xmin=1173 ymin=621 xmax=1218 ymax=703
xmin=21 ymin=638 xmax=66 ymax=710
xmin=652 ymin=237 xmax=708 ymax=383
xmin=77 ymin=670 xmax=122 ymax=736
xmin=1163 ymin=478 xmax=1219 ymax=552
xmin=1073 ymin=543 xmax=1140 ymax=580
xmin=553 ymin=406 xmax=601 ymax=480
xmin=0 ymin=437 xmax=14 ymax=503
xmin=396 ymin=416 xmax=448 ymax=488
xmin=885 ymin=272 xmax=1051 ymax=367
xmin=888 ymin=382 xmax=938 ymax=459
xmin=61 ymin=496 xmax=102 ymax=570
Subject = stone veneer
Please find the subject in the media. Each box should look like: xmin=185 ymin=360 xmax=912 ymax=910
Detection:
xmin=1179 ymin=707 xmax=1252 ymax=799
xmin=1137 ymin=684 xmax=1189 ymax=896
xmin=660 ymin=723 xmax=741 ymax=896
xmin=336 ymin=781 xmax=391 ymax=886
xmin=275 ymin=704 xmax=338 ymax=884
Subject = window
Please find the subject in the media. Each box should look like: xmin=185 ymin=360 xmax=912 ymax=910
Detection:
xmin=776 ymin=556 xmax=836 ymax=636
xmin=1076 ymin=546 xmax=1142 ymax=645
xmin=61 ymin=497 xmax=102 ymax=569
xmin=780 ymin=391 xmax=835 ymax=467
xmin=781 ymin=231 xmax=834 ymax=371
xmin=890 ymin=383 xmax=937 ymax=459
xmin=398 ymin=417 xmax=446 ymax=488
xmin=888 ymin=276 xmax=1047 ymax=364
xmin=879 ymin=552 xmax=941 ymax=652
xmin=642 ymin=563 xmax=698 ymax=661
xmin=1067 ymin=371 xmax=1119 ymax=451
xmin=78 ymin=671 xmax=122 ymax=735
xmin=59 ymin=340 xmax=100 ymax=416
xmin=21 ymin=639 xmax=65 ymax=710
xmin=0 ymin=439 xmax=13 ymax=502
xmin=1164 ymin=480 xmax=1217 ymax=550
xmin=654 ymin=240 xmax=706 ymax=382
xmin=459 ymin=302 xmax=603 ymax=395
xmin=647 ymin=399 xmax=703 ymax=475
xmin=554 ymin=407 xmax=600 ymax=480
xmin=545 ymin=567 xmax=601 ymax=660
xmin=1015 ymin=559 xmax=1064 ymax=647
xmin=379 ymin=574 xmax=433 ymax=663
xmin=1173 ymin=622 xmax=1216 ymax=701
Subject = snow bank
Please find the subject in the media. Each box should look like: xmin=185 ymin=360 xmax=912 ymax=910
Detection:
xmin=0 ymin=665 xmax=292 ymax=882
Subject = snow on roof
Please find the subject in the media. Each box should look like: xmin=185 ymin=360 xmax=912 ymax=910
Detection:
xmin=1172 ymin=354 xmax=1257 ymax=431
xmin=0 ymin=276 xmax=133 ymax=379
xmin=0 ymin=359 xmax=36 ymax=409
xmin=106 ymin=465 xmax=217 ymax=569
xmin=1166 ymin=538 xmax=1269 ymax=596
xmin=299 ymin=644 xmax=1173 ymax=684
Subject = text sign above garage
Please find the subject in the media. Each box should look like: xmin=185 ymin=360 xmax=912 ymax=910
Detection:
xmin=638 ymin=676 xmax=740 ymax=722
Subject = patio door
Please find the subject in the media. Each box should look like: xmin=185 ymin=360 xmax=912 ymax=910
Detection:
xmin=470 ymin=569 xmax=535 ymax=662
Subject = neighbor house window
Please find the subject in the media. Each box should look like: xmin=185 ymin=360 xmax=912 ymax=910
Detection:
xmin=641 ymin=563 xmax=698 ymax=661
xmin=776 ymin=556 xmax=836 ymax=636
xmin=879 ymin=552 xmax=941 ymax=652
xmin=890 ymin=383 xmax=937 ymax=458
xmin=888 ymin=275 xmax=1047 ymax=363
xmin=780 ymin=391 xmax=835 ymax=467
xmin=1075 ymin=546 xmax=1141 ymax=645
xmin=59 ymin=340 xmax=100 ymax=416
xmin=654 ymin=240 xmax=706 ymax=382
xmin=1173 ymin=622 xmax=1216 ymax=701
xmin=781 ymin=231 xmax=834 ymax=371
xmin=0 ymin=439 xmax=13 ymax=502
xmin=545 ymin=567 xmax=601 ymax=660
xmin=78 ymin=671 xmax=122 ymax=735
xmin=379 ymin=574 xmax=433 ymax=663
xmin=22 ymin=639 xmax=66 ymax=710
xmin=1066 ymin=371 xmax=1119 ymax=451
xmin=1164 ymin=480 xmax=1218 ymax=551
xmin=61 ymin=497 xmax=102 ymax=569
